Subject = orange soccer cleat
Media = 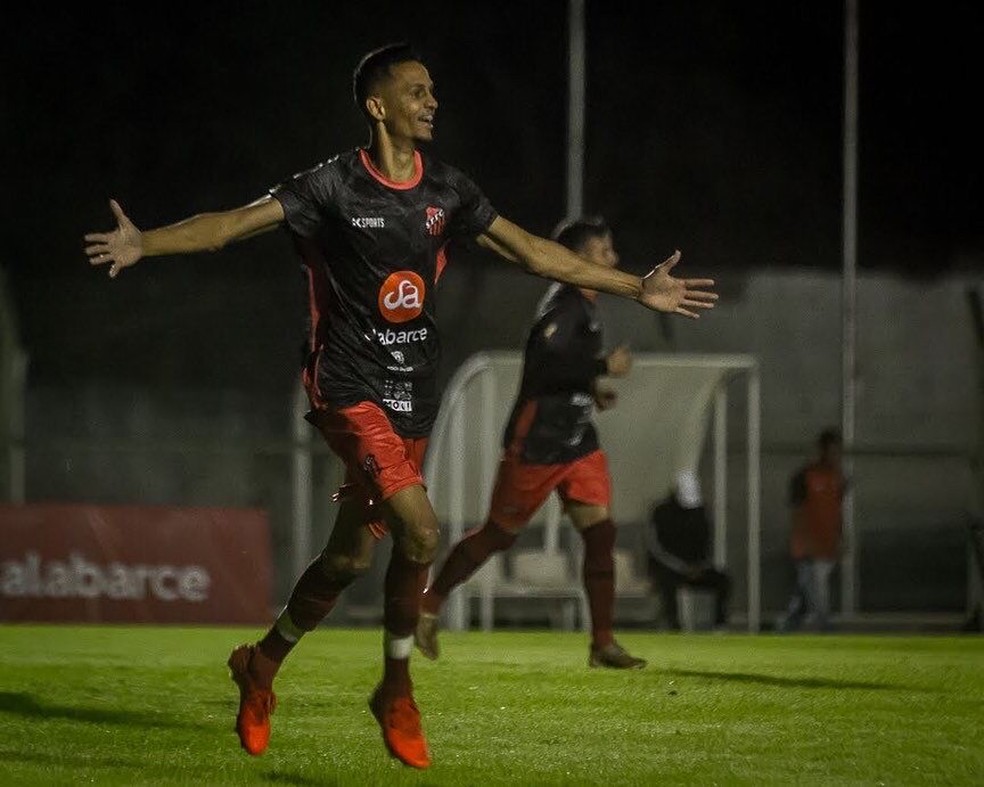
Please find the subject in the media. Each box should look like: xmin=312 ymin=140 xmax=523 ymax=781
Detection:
xmin=227 ymin=644 xmax=277 ymax=756
xmin=369 ymin=685 xmax=432 ymax=769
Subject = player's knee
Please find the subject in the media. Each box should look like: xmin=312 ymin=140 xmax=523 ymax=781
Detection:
xmin=484 ymin=520 xmax=519 ymax=552
xmin=318 ymin=550 xmax=371 ymax=583
xmin=581 ymin=517 xmax=616 ymax=549
xmin=401 ymin=519 xmax=441 ymax=564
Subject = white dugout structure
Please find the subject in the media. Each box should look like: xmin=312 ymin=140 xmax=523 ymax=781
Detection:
xmin=423 ymin=351 xmax=762 ymax=632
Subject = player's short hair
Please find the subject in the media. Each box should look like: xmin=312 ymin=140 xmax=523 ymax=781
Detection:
xmin=551 ymin=215 xmax=611 ymax=253
xmin=353 ymin=43 xmax=423 ymax=120
xmin=818 ymin=427 xmax=841 ymax=450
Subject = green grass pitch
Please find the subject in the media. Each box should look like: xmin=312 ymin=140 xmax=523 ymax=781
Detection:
xmin=0 ymin=625 xmax=980 ymax=785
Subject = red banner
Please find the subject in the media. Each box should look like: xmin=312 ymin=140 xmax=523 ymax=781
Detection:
xmin=0 ymin=503 xmax=273 ymax=624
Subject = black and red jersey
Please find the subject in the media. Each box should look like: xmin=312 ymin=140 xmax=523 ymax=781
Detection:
xmin=270 ymin=147 xmax=497 ymax=437
xmin=502 ymin=283 xmax=609 ymax=464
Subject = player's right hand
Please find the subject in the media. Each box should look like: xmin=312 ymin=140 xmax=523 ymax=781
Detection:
xmin=85 ymin=199 xmax=143 ymax=278
xmin=606 ymin=344 xmax=632 ymax=377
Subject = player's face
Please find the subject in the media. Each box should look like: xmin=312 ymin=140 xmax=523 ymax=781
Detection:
xmin=580 ymin=233 xmax=619 ymax=269
xmin=379 ymin=61 xmax=438 ymax=143
xmin=822 ymin=442 xmax=842 ymax=467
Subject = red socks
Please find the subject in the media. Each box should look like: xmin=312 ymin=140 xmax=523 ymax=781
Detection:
xmin=580 ymin=519 xmax=616 ymax=649
xmin=381 ymin=548 xmax=431 ymax=697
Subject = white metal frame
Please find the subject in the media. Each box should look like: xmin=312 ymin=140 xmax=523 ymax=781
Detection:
xmin=424 ymin=351 xmax=762 ymax=632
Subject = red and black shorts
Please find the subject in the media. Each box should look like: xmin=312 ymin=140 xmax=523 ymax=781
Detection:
xmin=307 ymin=400 xmax=428 ymax=538
xmin=487 ymin=448 xmax=611 ymax=531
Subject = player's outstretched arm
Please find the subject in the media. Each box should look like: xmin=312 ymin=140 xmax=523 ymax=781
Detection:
xmin=478 ymin=216 xmax=718 ymax=317
xmin=84 ymin=196 xmax=285 ymax=278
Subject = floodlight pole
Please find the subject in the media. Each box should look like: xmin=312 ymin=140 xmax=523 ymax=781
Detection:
xmin=841 ymin=0 xmax=860 ymax=618
xmin=566 ymin=0 xmax=586 ymax=219
xmin=291 ymin=380 xmax=313 ymax=580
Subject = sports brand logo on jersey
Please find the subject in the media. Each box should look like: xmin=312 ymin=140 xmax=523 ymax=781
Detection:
xmin=378 ymin=271 xmax=425 ymax=324
xmin=425 ymin=206 xmax=446 ymax=237
xmin=352 ymin=216 xmax=385 ymax=228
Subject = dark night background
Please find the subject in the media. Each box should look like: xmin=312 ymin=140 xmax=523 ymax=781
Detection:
xmin=2 ymin=2 xmax=983 ymax=618
xmin=3 ymin=0 xmax=981 ymax=397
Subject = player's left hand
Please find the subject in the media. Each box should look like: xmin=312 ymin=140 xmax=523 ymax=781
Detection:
xmin=593 ymin=385 xmax=618 ymax=411
xmin=638 ymin=250 xmax=718 ymax=318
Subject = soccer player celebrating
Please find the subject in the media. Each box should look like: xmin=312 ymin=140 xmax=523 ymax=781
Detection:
xmin=84 ymin=43 xmax=717 ymax=769
xmin=415 ymin=216 xmax=648 ymax=669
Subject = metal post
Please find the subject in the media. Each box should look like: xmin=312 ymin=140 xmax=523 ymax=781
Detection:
xmin=747 ymin=365 xmax=762 ymax=632
xmin=447 ymin=394 xmax=467 ymax=630
xmin=291 ymin=380 xmax=312 ymax=580
xmin=566 ymin=0 xmax=586 ymax=219
xmin=713 ymin=386 xmax=728 ymax=567
xmin=841 ymin=0 xmax=860 ymax=618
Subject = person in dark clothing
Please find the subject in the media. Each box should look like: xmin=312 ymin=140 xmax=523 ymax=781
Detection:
xmin=415 ymin=216 xmax=659 ymax=669
xmin=647 ymin=469 xmax=730 ymax=630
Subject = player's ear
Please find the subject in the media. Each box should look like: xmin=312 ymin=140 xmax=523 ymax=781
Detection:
xmin=366 ymin=95 xmax=386 ymax=121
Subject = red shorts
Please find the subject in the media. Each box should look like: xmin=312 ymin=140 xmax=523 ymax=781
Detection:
xmin=487 ymin=448 xmax=611 ymax=531
xmin=306 ymin=401 xmax=428 ymax=538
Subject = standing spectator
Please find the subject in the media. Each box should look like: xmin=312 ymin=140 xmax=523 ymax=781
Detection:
xmin=776 ymin=427 xmax=846 ymax=632
xmin=646 ymin=469 xmax=730 ymax=631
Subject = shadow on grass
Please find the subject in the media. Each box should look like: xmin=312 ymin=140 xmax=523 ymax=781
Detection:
xmin=663 ymin=669 xmax=935 ymax=692
xmin=0 ymin=749 xmax=139 ymax=770
xmin=262 ymin=772 xmax=344 ymax=786
xmin=0 ymin=691 xmax=210 ymax=729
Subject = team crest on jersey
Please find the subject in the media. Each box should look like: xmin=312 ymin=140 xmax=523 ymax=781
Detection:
xmin=378 ymin=271 xmax=425 ymax=323
xmin=425 ymin=206 xmax=446 ymax=237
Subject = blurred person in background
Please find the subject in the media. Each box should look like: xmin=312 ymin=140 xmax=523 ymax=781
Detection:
xmin=776 ymin=427 xmax=846 ymax=633
xmin=83 ymin=44 xmax=717 ymax=769
xmin=646 ymin=469 xmax=731 ymax=631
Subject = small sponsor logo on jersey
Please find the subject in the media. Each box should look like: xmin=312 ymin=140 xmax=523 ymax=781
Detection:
xmin=378 ymin=271 xmax=425 ymax=323
xmin=382 ymin=380 xmax=413 ymax=412
xmin=392 ymin=350 xmax=405 ymax=365
xmin=425 ymin=206 xmax=446 ymax=237
xmin=352 ymin=216 xmax=385 ymax=228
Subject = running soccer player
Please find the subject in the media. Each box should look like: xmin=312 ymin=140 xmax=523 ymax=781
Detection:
xmin=84 ymin=43 xmax=717 ymax=770
xmin=416 ymin=216 xmax=647 ymax=669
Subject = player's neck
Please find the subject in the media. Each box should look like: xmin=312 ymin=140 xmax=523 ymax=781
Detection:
xmin=365 ymin=134 xmax=419 ymax=183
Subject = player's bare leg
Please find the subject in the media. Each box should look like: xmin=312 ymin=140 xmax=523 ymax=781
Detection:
xmin=414 ymin=611 xmax=440 ymax=661
xmin=229 ymin=499 xmax=376 ymax=755
xmin=416 ymin=519 xmax=518 ymax=659
xmin=369 ymin=484 xmax=438 ymax=769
